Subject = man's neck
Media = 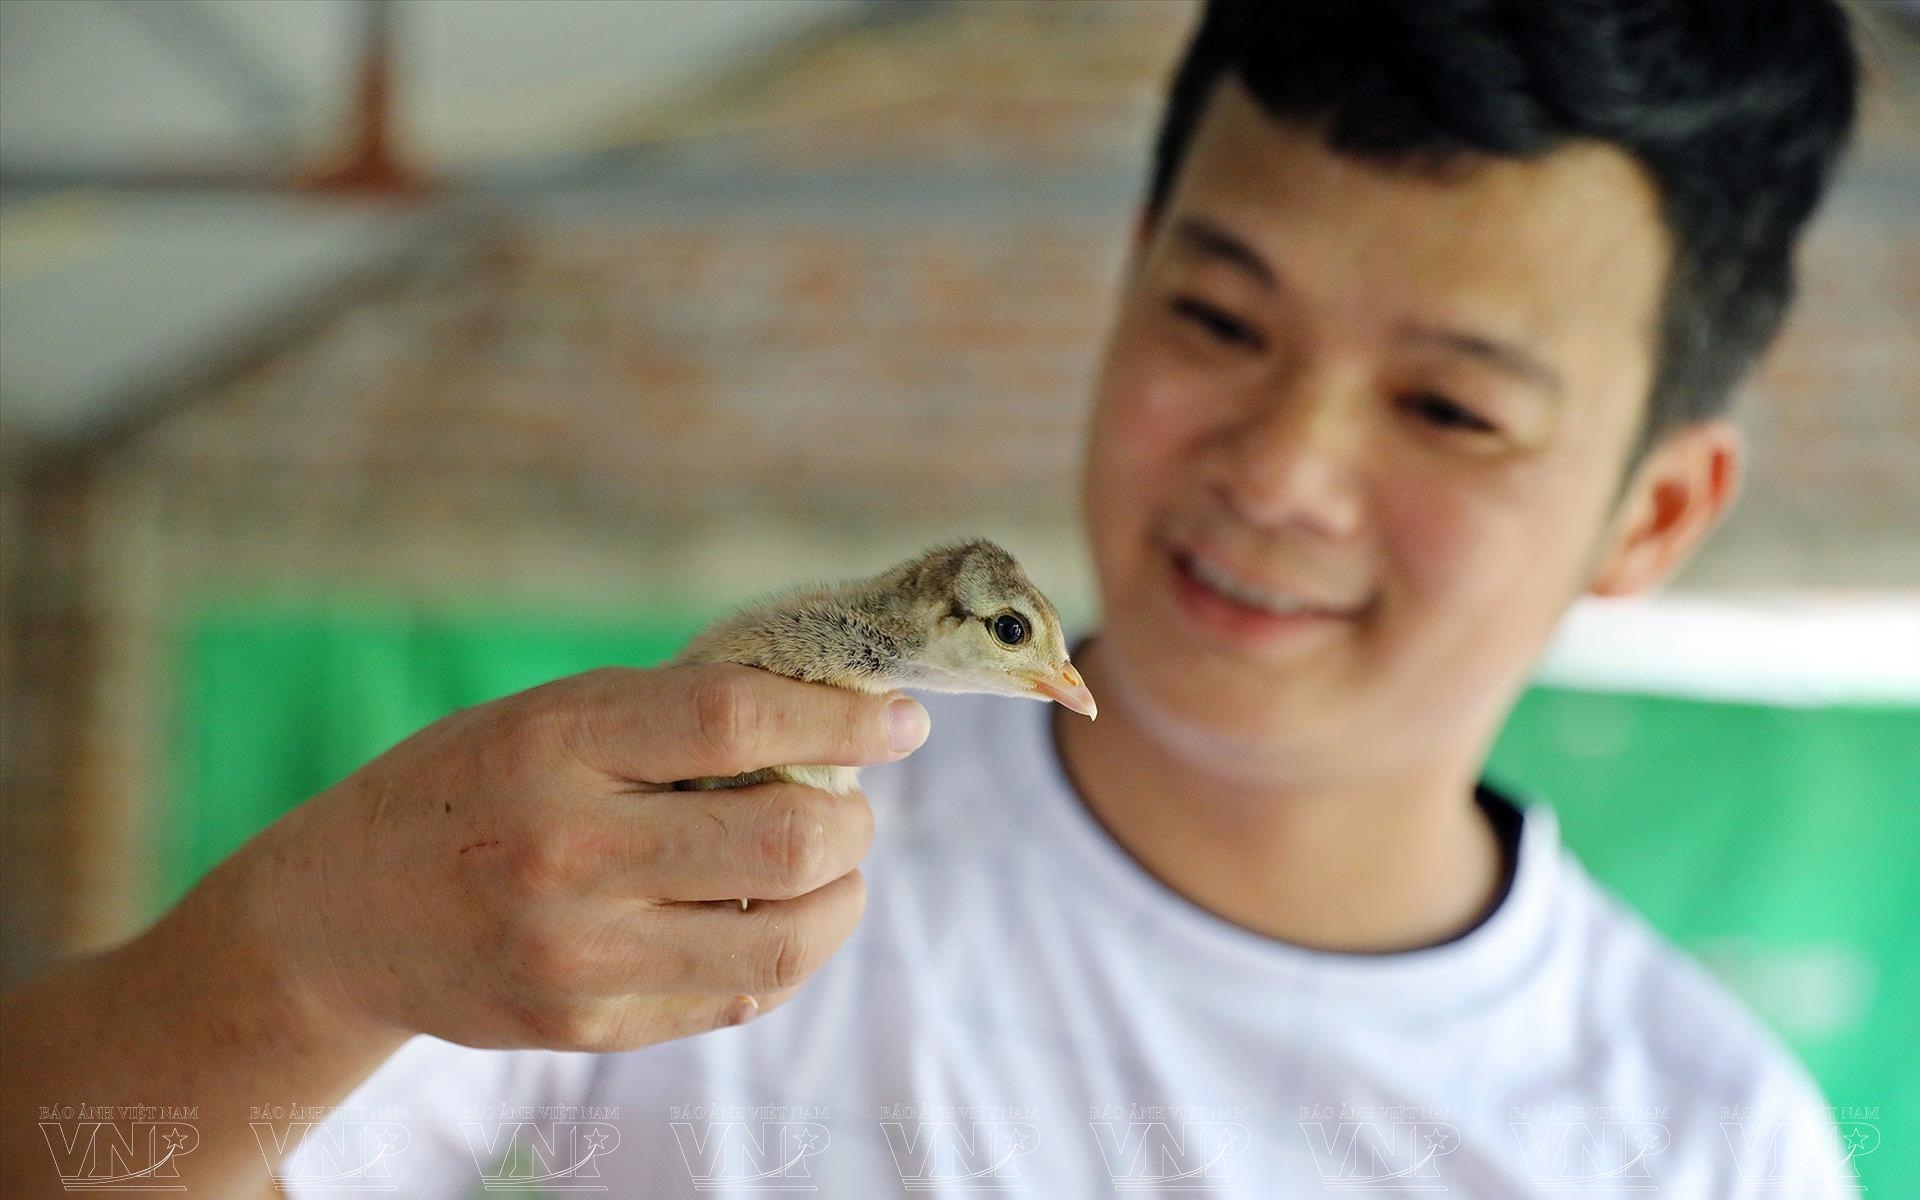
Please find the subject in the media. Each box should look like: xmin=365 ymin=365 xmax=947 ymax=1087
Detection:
xmin=1053 ymin=640 xmax=1510 ymax=953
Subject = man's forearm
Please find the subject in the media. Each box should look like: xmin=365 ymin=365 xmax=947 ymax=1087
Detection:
xmin=1 ymin=815 xmax=407 ymax=1196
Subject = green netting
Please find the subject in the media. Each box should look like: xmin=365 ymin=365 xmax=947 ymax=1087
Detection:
xmin=164 ymin=599 xmax=1916 ymax=1193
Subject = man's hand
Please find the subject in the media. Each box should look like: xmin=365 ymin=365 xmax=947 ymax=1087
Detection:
xmin=272 ymin=663 xmax=929 ymax=1050
xmin=1 ymin=663 xmax=929 ymax=1196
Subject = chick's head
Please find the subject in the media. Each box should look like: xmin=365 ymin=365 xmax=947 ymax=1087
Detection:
xmin=883 ymin=540 xmax=1096 ymax=718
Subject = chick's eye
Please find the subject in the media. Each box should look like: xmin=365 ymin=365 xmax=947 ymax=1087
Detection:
xmin=991 ymin=613 xmax=1028 ymax=647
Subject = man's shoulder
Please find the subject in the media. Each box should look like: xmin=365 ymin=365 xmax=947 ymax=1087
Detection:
xmin=1547 ymin=843 xmax=1831 ymax=1118
xmin=1517 ymin=840 xmax=1853 ymax=1190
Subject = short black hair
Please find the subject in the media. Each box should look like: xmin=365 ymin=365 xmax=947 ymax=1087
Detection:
xmin=1146 ymin=0 xmax=1860 ymax=467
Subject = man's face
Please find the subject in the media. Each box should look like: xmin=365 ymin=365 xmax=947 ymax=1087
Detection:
xmin=1081 ymin=76 xmax=1673 ymax=782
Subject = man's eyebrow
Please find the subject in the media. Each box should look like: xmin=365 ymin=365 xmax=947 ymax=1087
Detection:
xmin=1170 ymin=215 xmax=1278 ymax=290
xmin=1169 ymin=214 xmax=1563 ymax=399
xmin=1402 ymin=325 xmax=1565 ymax=399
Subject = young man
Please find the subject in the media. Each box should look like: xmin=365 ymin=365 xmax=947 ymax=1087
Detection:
xmin=2 ymin=0 xmax=1861 ymax=1195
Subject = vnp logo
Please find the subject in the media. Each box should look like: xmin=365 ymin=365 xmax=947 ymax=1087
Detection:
xmin=461 ymin=1121 xmax=621 ymax=1192
xmin=1299 ymin=1119 xmax=1459 ymax=1191
xmin=1722 ymin=1118 xmax=1876 ymax=1192
xmin=671 ymin=1120 xmax=831 ymax=1192
xmin=253 ymin=1120 xmax=410 ymax=1192
xmin=1510 ymin=1120 xmax=1669 ymax=1191
xmin=1091 ymin=1120 xmax=1251 ymax=1192
xmin=881 ymin=1119 xmax=1040 ymax=1191
xmin=40 ymin=1119 xmax=199 ymax=1192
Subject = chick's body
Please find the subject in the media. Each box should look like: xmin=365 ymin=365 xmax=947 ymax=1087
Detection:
xmin=672 ymin=539 xmax=1095 ymax=800
xmin=673 ymin=588 xmax=924 ymax=797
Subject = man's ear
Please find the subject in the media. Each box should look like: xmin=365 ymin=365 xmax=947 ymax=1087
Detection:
xmin=1587 ymin=417 xmax=1745 ymax=598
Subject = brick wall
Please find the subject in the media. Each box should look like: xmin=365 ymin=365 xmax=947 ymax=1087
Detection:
xmin=3 ymin=0 xmax=1914 ymax=970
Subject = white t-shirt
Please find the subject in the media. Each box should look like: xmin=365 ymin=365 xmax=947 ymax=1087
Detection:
xmin=278 ymin=691 xmax=1857 ymax=1197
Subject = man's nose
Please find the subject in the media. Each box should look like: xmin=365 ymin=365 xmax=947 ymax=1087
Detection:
xmin=1208 ymin=368 xmax=1367 ymax=539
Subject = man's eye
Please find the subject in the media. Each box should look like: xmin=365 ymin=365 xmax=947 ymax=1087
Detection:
xmin=1169 ymin=297 xmax=1264 ymax=349
xmin=1404 ymin=392 xmax=1497 ymax=434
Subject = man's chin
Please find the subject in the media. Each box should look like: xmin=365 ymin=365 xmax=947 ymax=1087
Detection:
xmin=1098 ymin=637 xmax=1336 ymax=763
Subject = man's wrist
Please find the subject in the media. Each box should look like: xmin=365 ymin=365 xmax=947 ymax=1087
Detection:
xmin=0 ymin=795 xmax=413 ymax=1197
xmin=181 ymin=797 xmax=408 ymax=1069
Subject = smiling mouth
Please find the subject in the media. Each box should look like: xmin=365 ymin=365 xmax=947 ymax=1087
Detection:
xmin=1170 ymin=544 xmax=1355 ymax=620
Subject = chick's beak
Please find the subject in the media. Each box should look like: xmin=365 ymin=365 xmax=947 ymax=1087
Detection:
xmin=1028 ymin=662 xmax=1098 ymax=720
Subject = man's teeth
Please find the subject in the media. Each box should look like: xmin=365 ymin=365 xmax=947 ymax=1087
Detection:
xmin=1187 ymin=554 xmax=1318 ymax=615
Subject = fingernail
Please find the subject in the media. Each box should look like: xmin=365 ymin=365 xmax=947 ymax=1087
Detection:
xmin=726 ymin=994 xmax=759 ymax=1026
xmin=887 ymin=697 xmax=930 ymax=754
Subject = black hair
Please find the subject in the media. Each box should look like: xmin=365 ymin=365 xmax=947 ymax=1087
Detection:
xmin=1146 ymin=0 xmax=1860 ymax=468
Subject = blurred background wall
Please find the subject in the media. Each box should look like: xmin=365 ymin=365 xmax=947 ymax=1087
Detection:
xmin=1 ymin=0 xmax=1915 ymax=1188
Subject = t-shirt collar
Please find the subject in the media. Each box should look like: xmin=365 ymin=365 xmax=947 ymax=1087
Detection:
xmin=998 ymin=690 xmax=1565 ymax=1009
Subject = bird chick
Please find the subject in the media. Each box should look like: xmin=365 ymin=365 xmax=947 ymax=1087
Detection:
xmin=672 ymin=539 xmax=1096 ymax=907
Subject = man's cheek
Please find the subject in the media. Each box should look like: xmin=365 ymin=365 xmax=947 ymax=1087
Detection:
xmin=1129 ymin=414 xmax=1225 ymax=521
xmin=1380 ymin=489 xmax=1514 ymax=641
xmin=1380 ymin=481 xmax=1471 ymax=577
xmin=1381 ymin=489 xmax=1566 ymax=687
xmin=1094 ymin=389 xmax=1188 ymax=508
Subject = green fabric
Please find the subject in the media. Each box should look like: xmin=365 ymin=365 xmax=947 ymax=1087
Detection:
xmin=165 ymin=599 xmax=707 ymax=892
xmin=165 ymin=600 xmax=1915 ymax=1194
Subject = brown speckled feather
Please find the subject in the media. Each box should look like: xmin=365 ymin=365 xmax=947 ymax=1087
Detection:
xmin=671 ymin=540 xmax=1092 ymax=908
xmin=670 ymin=539 xmax=1088 ymax=805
